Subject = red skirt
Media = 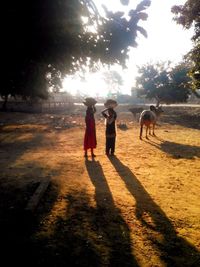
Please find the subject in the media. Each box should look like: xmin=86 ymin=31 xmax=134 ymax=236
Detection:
xmin=84 ymin=117 xmax=97 ymax=150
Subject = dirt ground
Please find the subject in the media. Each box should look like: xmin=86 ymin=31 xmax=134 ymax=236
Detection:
xmin=0 ymin=105 xmax=200 ymax=267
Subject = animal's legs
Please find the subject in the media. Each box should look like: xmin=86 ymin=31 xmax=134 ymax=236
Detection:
xmin=140 ymin=125 xmax=143 ymax=139
xmin=149 ymin=125 xmax=152 ymax=135
xmin=146 ymin=126 xmax=149 ymax=139
xmin=152 ymin=124 xmax=156 ymax=136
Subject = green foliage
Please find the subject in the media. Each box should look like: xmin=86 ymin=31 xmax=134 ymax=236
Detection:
xmin=2 ymin=0 xmax=151 ymax=102
xmin=172 ymin=0 xmax=200 ymax=95
xmin=187 ymin=43 xmax=200 ymax=92
xmin=136 ymin=62 xmax=191 ymax=104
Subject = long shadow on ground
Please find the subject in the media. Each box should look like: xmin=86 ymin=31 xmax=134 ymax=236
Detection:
xmin=108 ymin=156 xmax=200 ymax=267
xmin=85 ymin=159 xmax=139 ymax=267
xmin=145 ymin=139 xmax=200 ymax=159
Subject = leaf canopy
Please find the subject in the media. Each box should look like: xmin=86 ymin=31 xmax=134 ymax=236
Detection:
xmin=2 ymin=0 xmax=151 ymax=100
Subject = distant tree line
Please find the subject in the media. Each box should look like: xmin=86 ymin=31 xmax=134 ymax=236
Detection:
xmin=134 ymin=0 xmax=200 ymax=104
xmin=135 ymin=62 xmax=192 ymax=104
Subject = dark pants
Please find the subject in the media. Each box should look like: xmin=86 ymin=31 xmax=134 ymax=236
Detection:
xmin=106 ymin=137 xmax=116 ymax=154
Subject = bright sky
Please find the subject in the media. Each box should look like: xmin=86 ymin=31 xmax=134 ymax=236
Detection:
xmin=63 ymin=0 xmax=193 ymax=97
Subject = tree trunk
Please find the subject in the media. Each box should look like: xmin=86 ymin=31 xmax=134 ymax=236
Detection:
xmin=155 ymin=95 xmax=160 ymax=106
xmin=193 ymin=90 xmax=200 ymax=98
xmin=2 ymin=95 xmax=8 ymax=111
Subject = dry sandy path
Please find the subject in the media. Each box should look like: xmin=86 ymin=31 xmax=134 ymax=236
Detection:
xmin=0 ymin=111 xmax=200 ymax=266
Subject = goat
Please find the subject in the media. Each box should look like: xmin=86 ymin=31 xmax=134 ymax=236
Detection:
xmin=139 ymin=105 xmax=164 ymax=139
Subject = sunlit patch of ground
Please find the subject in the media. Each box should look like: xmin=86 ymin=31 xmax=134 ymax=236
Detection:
xmin=0 ymin=108 xmax=200 ymax=266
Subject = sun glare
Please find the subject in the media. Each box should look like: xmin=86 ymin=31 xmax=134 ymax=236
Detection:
xmin=63 ymin=0 xmax=193 ymax=97
xmin=63 ymin=72 xmax=109 ymax=97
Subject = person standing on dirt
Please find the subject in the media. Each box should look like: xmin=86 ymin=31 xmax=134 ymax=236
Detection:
xmin=83 ymin=98 xmax=97 ymax=158
xmin=101 ymin=107 xmax=117 ymax=156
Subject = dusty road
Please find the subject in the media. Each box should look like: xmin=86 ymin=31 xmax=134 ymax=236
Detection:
xmin=0 ymin=107 xmax=200 ymax=266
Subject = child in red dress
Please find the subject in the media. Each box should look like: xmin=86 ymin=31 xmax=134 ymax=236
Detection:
xmin=84 ymin=105 xmax=97 ymax=157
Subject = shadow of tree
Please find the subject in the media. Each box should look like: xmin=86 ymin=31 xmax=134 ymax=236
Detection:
xmin=0 ymin=132 xmax=54 ymax=169
xmin=0 ymin=121 xmax=81 ymax=265
xmin=0 ymin=128 xmax=61 ymax=265
xmin=145 ymin=139 xmax=200 ymax=159
xmin=108 ymin=156 xmax=200 ymax=267
xmin=0 ymin=162 xmax=60 ymax=266
xmin=161 ymin=107 xmax=200 ymax=130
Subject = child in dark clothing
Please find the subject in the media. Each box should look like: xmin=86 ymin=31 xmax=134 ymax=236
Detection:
xmin=101 ymin=108 xmax=117 ymax=155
